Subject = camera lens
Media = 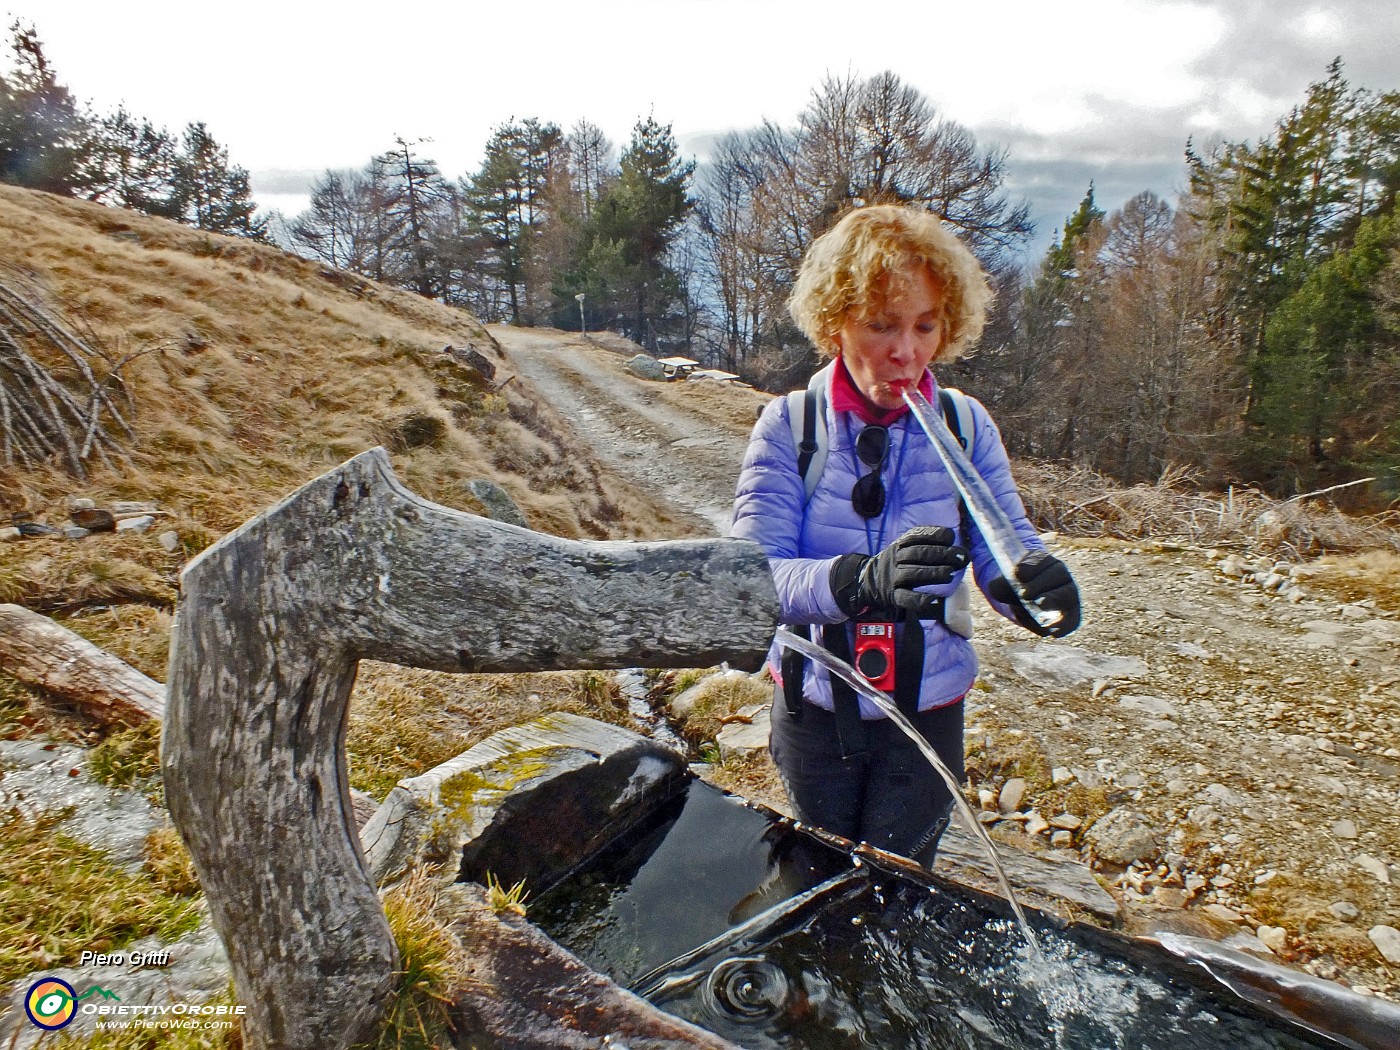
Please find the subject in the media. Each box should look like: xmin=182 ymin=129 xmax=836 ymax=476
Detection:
xmin=856 ymin=647 xmax=889 ymax=681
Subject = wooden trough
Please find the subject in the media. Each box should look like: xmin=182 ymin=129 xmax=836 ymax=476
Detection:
xmin=161 ymin=448 xmax=778 ymax=1049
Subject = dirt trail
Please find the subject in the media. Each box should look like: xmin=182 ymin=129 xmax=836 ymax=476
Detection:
xmin=493 ymin=327 xmax=1400 ymax=997
xmin=492 ymin=327 xmax=757 ymax=535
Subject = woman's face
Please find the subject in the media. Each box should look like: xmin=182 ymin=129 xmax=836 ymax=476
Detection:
xmin=834 ymin=267 xmax=947 ymax=410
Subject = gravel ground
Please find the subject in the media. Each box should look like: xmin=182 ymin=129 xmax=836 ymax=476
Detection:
xmin=491 ymin=327 xmax=1400 ymax=999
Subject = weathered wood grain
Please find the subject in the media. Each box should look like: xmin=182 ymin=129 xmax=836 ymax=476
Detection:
xmin=0 ymin=603 xmax=165 ymax=724
xmin=162 ymin=447 xmax=777 ymax=1049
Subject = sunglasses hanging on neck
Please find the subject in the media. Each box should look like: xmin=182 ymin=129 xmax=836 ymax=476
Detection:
xmin=851 ymin=424 xmax=889 ymax=519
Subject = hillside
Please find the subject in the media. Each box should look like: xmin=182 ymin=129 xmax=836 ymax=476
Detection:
xmin=0 ymin=183 xmax=697 ymax=546
xmin=1 ymin=184 xmax=1398 ymax=1042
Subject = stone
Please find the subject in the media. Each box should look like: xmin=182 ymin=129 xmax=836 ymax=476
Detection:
xmin=0 ymin=526 xmax=20 ymax=542
xmin=158 ymin=530 xmax=181 ymax=552
xmin=716 ymin=703 xmax=771 ymax=762
xmin=1085 ymin=808 xmax=1159 ymax=866
xmin=62 ymin=525 xmax=91 ymax=540
xmin=466 ymin=479 xmax=529 ymax=528
xmin=1354 ymin=855 xmax=1392 ymax=884
xmin=1256 ymin=925 xmax=1288 ymax=952
xmin=68 ymin=497 xmax=96 ymax=510
xmin=935 ymin=825 xmax=1120 ymax=923
xmin=1202 ymin=783 xmax=1246 ymax=808
xmin=1025 ymin=812 xmax=1050 ymax=836
xmin=1329 ymin=901 xmax=1360 ymax=920
xmin=1051 ymin=766 xmax=1074 ymax=786
xmin=977 ymin=787 xmax=996 ymax=810
xmin=998 ymin=777 xmax=1026 ymax=814
xmin=1049 ymin=813 xmax=1082 ymax=831
xmin=1204 ymin=903 xmax=1246 ymax=924
xmin=1120 ymin=694 xmax=1180 ymax=719
xmin=110 ymin=501 xmax=158 ymax=514
xmin=1317 ymin=737 xmax=1337 ymax=754
xmin=1051 ymin=830 xmax=1073 ymax=848
xmin=115 ymin=514 xmax=155 ymax=533
xmin=359 ymin=713 xmax=689 ymax=885
xmin=1151 ymin=886 xmax=1190 ymax=909
xmin=1331 ymin=818 xmax=1359 ymax=839
xmin=1367 ymin=925 xmax=1400 ymax=965
xmin=1006 ymin=642 xmax=1147 ymax=691
xmin=625 ymin=354 xmax=668 ymax=381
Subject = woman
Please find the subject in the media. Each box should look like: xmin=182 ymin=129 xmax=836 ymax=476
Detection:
xmin=731 ymin=204 xmax=1080 ymax=866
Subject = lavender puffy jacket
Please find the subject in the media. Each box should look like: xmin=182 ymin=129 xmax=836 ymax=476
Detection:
xmin=730 ymin=364 xmax=1043 ymax=718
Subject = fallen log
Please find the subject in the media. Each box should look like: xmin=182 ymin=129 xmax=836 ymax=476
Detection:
xmin=162 ymin=447 xmax=778 ymax=1050
xmin=0 ymin=603 xmax=164 ymax=724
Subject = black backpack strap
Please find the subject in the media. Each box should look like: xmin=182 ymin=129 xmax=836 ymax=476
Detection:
xmin=821 ymin=623 xmax=868 ymax=759
xmin=795 ymin=389 xmax=818 ymax=480
xmin=781 ymin=628 xmax=807 ymax=719
xmin=892 ymin=612 xmax=925 ymax=720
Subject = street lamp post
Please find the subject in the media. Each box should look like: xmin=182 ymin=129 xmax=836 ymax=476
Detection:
xmin=575 ymin=293 xmax=586 ymax=338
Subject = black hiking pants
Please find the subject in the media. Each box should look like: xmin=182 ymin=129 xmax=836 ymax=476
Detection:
xmin=769 ymin=691 xmax=964 ymax=867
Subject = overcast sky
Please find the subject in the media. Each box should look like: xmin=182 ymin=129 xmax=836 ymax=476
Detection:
xmin=10 ymin=0 xmax=1400 ymax=258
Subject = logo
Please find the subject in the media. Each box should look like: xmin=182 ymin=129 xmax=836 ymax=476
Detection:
xmin=22 ymin=980 xmax=122 ymax=1030
xmin=25 ymin=978 xmax=77 ymax=1030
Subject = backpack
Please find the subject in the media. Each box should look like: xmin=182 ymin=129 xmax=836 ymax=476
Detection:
xmin=784 ymin=372 xmax=977 ymax=639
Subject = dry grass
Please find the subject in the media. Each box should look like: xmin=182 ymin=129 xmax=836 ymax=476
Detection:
xmin=0 ymin=807 xmax=202 ymax=984
xmin=1305 ymin=550 xmax=1400 ymax=614
xmin=1018 ymin=461 xmax=1400 ymax=558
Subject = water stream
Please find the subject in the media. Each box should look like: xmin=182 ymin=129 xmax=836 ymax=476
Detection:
xmin=774 ymin=627 xmax=1043 ymax=959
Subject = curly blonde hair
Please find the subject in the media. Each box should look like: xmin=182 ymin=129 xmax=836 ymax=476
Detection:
xmin=788 ymin=205 xmax=994 ymax=362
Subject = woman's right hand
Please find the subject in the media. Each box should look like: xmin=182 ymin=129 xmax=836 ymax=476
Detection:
xmin=830 ymin=527 xmax=968 ymax=619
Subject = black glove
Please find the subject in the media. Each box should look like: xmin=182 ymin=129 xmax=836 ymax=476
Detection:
xmin=988 ymin=550 xmax=1081 ymax=638
xmin=829 ymin=526 xmax=968 ymax=620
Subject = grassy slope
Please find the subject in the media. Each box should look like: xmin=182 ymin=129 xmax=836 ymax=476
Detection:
xmin=0 ymin=188 xmax=693 ymax=1006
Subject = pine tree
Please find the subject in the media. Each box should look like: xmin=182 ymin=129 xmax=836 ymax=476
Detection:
xmin=79 ymin=106 xmax=181 ymax=217
xmin=172 ymin=122 xmax=266 ymax=239
xmin=0 ymin=22 xmax=88 ymax=194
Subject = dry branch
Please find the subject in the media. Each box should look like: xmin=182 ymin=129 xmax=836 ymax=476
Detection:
xmin=0 ymin=268 xmax=140 ymax=477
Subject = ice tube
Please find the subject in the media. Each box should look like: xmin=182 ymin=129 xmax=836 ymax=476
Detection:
xmin=903 ymin=388 xmax=1061 ymax=632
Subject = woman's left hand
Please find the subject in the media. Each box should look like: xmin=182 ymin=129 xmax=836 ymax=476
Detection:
xmin=989 ymin=551 xmax=1081 ymax=638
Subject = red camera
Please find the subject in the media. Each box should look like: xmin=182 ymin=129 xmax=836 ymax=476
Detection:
xmin=854 ymin=620 xmax=896 ymax=692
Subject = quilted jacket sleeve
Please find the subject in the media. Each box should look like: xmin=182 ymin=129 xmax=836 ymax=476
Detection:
xmin=731 ymin=396 xmax=847 ymax=624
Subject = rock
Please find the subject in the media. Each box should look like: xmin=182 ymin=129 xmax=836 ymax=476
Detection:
xmin=1051 ymin=830 xmax=1073 ymax=848
xmin=466 ymin=479 xmax=529 ymax=528
xmin=1150 ymin=886 xmax=1189 ymax=908
xmin=625 ymin=354 xmax=668 ymax=381
xmin=115 ymin=514 xmax=155 ymax=533
xmin=998 ymin=777 xmax=1026 ymax=814
xmin=68 ymin=497 xmax=96 ymax=511
xmin=110 ymin=501 xmax=158 ymax=514
xmin=1025 ymin=812 xmax=1050 ymax=836
xmin=977 ymin=811 xmax=1001 ymax=825
xmin=1120 ymin=694 xmax=1181 ymax=719
xmin=70 ymin=507 xmax=116 ymax=531
xmin=1317 ymin=737 xmax=1337 ymax=754
xmin=1367 ymin=925 xmax=1400 ymax=965
xmin=936 ymin=825 xmax=1119 ymax=925
xmin=0 ymin=526 xmax=20 ymax=542
xmin=1085 ymin=808 xmax=1159 ymax=866
xmin=1051 ymin=766 xmax=1074 ymax=786
xmin=1202 ymin=783 xmax=1246 ymax=808
xmin=716 ymin=703 xmax=770 ymax=761
xmin=1118 ymin=772 xmax=1147 ymax=789
xmin=1256 ymin=925 xmax=1288 ymax=952
xmin=1331 ymin=818 xmax=1359 ymax=839
xmin=1006 ymin=642 xmax=1148 ymax=691
xmin=1354 ymin=855 xmax=1392 ymax=884
xmin=359 ymin=713 xmax=689 ymax=885
xmin=158 ymin=530 xmax=181 ymax=552
xmin=1329 ymin=901 xmax=1360 ymax=920
xmin=977 ymin=787 xmax=996 ymax=810
xmin=1049 ymin=813 xmax=1082 ymax=831
xmin=62 ymin=525 xmax=90 ymax=540
xmin=1204 ymin=903 xmax=1246 ymax=924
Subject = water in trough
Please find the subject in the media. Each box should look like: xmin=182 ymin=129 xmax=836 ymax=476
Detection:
xmin=528 ymin=778 xmax=1393 ymax=1050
